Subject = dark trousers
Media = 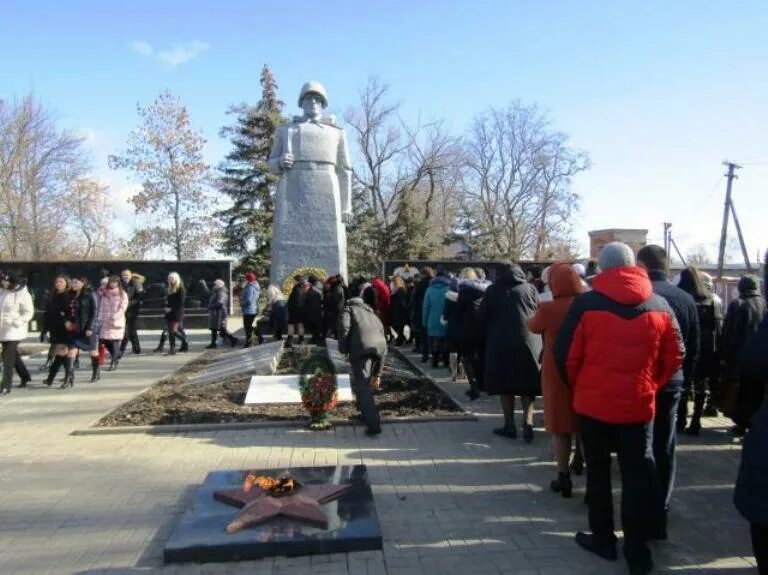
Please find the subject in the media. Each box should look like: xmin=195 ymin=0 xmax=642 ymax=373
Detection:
xmin=460 ymin=343 xmax=485 ymax=392
xmin=429 ymin=336 xmax=448 ymax=365
xmin=121 ymin=313 xmax=141 ymax=353
xmin=580 ymin=415 xmax=660 ymax=562
xmin=752 ymin=523 xmax=768 ymax=574
xmin=653 ymin=389 xmax=681 ymax=512
xmin=243 ymin=314 xmax=256 ymax=345
xmin=1 ymin=340 xmax=20 ymax=391
xmin=350 ymin=355 xmax=382 ymax=431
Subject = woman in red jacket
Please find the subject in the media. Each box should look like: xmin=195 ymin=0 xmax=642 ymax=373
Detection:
xmin=528 ymin=262 xmax=583 ymax=497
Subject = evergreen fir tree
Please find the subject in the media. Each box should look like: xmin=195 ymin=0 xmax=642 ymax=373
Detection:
xmin=389 ymin=188 xmax=434 ymax=260
xmin=216 ymin=65 xmax=284 ymax=275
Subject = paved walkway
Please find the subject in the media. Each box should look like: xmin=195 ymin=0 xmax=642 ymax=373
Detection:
xmin=0 ymin=335 xmax=757 ymax=574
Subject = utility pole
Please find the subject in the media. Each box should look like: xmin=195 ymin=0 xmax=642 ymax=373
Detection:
xmin=663 ymin=222 xmax=672 ymax=275
xmin=717 ymin=162 xmax=741 ymax=278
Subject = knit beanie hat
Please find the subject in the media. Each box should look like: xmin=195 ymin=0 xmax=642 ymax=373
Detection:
xmin=245 ymin=272 xmax=257 ymax=282
xmin=598 ymin=242 xmax=635 ymax=271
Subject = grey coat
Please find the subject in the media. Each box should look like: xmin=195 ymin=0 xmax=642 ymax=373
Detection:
xmin=208 ymin=286 xmax=229 ymax=330
xmin=338 ymin=298 xmax=387 ymax=360
xmin=479 ymin=265 xmax=542 ymax=396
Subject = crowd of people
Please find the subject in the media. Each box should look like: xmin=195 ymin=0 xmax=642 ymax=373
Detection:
xmin=266 ymin=244 xmax=765 ymax=574
xmin=0 ymin=268 xmax=243 ymax=391
xmin=0 ymin=248 xmax=765 ymax=572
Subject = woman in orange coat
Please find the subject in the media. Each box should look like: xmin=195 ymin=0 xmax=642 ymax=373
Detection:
xmin=528 ymin=262 xmax=584 ymax=498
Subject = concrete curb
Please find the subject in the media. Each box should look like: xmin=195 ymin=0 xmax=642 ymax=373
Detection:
xmin=388 ymin=346 xmax=475 ymax=417
xmin=70 ymin=412 xmax=476 ymax=436
xmin=71 ymin=343 xmax=476 ymax=437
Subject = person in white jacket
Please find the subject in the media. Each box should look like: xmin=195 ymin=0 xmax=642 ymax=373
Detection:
xmin=0 ymin=271 xmax=34 ymax=395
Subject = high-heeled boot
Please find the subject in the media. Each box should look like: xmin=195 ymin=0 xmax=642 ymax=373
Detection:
xmin=205 ymin=330 xmax=218 ymax=349
xmin=90 ymin=356 xmax=100 ymax=383
xmin=153 ymin=331 xmax=167 ymax=353
xmin=550 ymin=472 xmax=573 ymax=498
xmin=178 ymin=330 xmax=189 ymax=352
xmin=44 ymin=356 xmax=64 ymax=386
xmin=60 ymin=357 xmax=75 ymax=389
xmin=686 ymin=391 xmax=706 ymax=435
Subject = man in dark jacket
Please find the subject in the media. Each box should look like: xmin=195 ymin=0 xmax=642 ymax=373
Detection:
xmin=734 ymin=253 xmax=768 ymax=573
xmin=480 ymin=262 xmax=541 ymax=442
xmin=555 ymin=242 xmax=684 ymax=575
xmin=637 ymin=245 xmax=699 ymax=532
xmin=339 ymin=287 xmax=387 ymax=436
xmin=723 ymin=274 xmax=767 ymax=432
xmin=119 ymin=269 xmax=144 ymax=355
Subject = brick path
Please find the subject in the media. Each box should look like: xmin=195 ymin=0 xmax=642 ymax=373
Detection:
xmin=0 ymin=334 xmax=757 ymax=574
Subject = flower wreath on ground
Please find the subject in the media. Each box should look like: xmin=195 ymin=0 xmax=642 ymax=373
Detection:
xmin=282 ymin=267 xmax=328 ymax=297
xmin=298 ymin=353 xmax=338 ymax=430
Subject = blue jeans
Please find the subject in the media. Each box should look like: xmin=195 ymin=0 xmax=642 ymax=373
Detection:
xmin=580 ymin=415 xmax=660 ymax=563
xmin=653 ymin=390 xmax=681 ymax=512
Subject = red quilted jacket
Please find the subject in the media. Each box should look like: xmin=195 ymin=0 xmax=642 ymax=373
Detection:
xmin=554 ymin=266 xmax=684 ymax=424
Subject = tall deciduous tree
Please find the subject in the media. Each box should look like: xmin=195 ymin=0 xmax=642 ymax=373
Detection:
xmin=109 ymin=90 xmax=213 ymax=260
xmin=67 ymin=177 xmax=113 ymax=258
xmin=460 ymin=102 xmax=589 ymax=260
xmin=216 ymin=65 xmax=284 ymax=275
xmin=344 ymin=79 xmax=463 ymax=271
xmin=0 ymin=93 xmax=88 ymax=260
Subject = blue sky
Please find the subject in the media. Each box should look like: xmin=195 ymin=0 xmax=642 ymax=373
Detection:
xmin=3 ymin=0 xmax=767 ymax=261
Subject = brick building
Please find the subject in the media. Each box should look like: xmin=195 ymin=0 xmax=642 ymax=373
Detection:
xmin=588 ymin=228 xmax=648 ymax=260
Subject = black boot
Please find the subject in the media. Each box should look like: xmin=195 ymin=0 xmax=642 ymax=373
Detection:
xmin=60 ymin=357 xmax=75 ymax=389
xmin=45 ymin=356 xmax=64 ymax=386
xmin=550 ymin=472 xmax=573 ymax=498
xmin=205 ymin=330 xmax=218 ymax=349
xmin=285 ymin=335 xmax=294 ymax=348
xmin=177 ymin=330 xmax=189 ymax=352
xmin=90 ymin=356 xmax=100 ymax=383
xmin=686 ymin=391 xmax=705 ymax=435
xmin=153 ymin=331 xmax=167 ymax=353
xmin=108 ymin=341 xmax=120 ymax=371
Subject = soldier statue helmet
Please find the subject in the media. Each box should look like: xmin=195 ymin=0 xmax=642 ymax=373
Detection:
xmin=298 ymin=81 xmax=328 ymax=108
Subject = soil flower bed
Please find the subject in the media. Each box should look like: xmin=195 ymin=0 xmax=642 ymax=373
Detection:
xmin=96 ymin=347 xmax=461 ymax=427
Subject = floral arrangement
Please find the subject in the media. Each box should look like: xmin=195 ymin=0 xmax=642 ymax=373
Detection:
xmin=299 ymin=354 xmax=338 ymax=430
xmin=282 ymin=267 xmax=327 ymax=296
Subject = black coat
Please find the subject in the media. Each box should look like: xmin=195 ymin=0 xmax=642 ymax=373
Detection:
xmin=165 ymin=287 xmax=185 ymax=322
xmin=479 ymin=266 xmax=542 ymax=396
xmin=122 ymin=278 xmax=144 ymax=318
xmin=735 ymin=401 xmax=768 ymax=525
xmin=287 ymin=281 xmax=306 ymax=324
xmin=45 ymin=291 xmax=70 ymax=344
xmin=722 ymin=279 xmax=766 ymax=372
xmin=410 ymin=277 xmax=430 ymax=330
xmin=390 ymin=287 xmax=410 ymax=330
xmin=304 ymin=285 xmax=323 ymax=330
xmin=456 ymin=279 xmax=490 ymax=347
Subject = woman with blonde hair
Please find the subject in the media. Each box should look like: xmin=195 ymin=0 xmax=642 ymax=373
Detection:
xmin=164 ymin=272 xmax=188 ymax=355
